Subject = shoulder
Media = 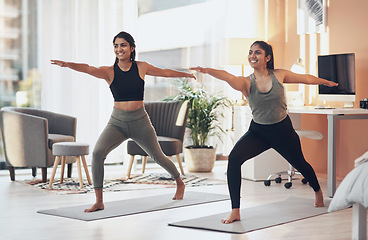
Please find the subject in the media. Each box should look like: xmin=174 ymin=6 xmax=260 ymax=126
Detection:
xmin=101 ymin=65 xmax=114 ymax=75
xmin=134 ymin=61 xmax=150 ymax=80
xmin=136 ymin=61 xmax=153 ymax=71
xmin=136 ymin=60 xmax=160 ymax=72
xmin=243 ymin=75 xmax=251 ymax=86
xmin=101 ymin=65 xmax=114 ymax=71
xmin=243 ymin=75 xmax=252 ymax=85
xmin=271 ymin=69 xmax=289 ymax=83
xmin=273 ymin=68 xmax=288 ymax=74
xmin=245 ymin=75 xmax=252 ymax=85
xmin=243 ymin=75 xmax=251 ymax=82
xmin=136 ymin=61 xmax=149 ymax=68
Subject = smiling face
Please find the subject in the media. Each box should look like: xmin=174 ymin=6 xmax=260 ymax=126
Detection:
xmin=113 ymin=37 xmax=135 ymax=62
xmin=248 ymin=43 xmax=271 ymax=69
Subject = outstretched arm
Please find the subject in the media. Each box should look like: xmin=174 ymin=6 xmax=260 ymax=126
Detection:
xmin=50 ymin=60 xmax=112 ymax=82
xmin=278 ymin=69 xmax=338 ymax=87
xmin=190 ymin=66 xmax=249 ymax=95
xmin=142 ymin=62 xmax=196 ymax=79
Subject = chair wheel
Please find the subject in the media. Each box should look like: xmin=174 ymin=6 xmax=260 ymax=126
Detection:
xmin=275 ymin=177 xmax=282 ymax=183
xmin=301 ymin=178 xmax=308 ymax=184
xmin=284 ymin=182 xmax=292 ymax=189
xmin=264 ymin=180 xmax=271 ymax=186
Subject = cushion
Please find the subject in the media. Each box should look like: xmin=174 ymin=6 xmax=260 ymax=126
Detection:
xmin=52 ymin=142 xmax=89 ymax=156
xmin=127 ymin=136 xmax=182 ymax=156
xmin=48 ymin=134 xmax=74 ymax=149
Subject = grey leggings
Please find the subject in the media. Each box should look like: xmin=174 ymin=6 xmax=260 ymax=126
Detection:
xmin=92 ymin=107 xmax=180 ymax=189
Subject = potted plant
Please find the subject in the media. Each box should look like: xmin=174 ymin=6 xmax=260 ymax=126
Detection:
xmin=164 ymin=79 xmax=231 ymax=172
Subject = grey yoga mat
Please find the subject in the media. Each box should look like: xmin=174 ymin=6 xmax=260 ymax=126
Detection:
xmin=169 ymin=197 xmax=330 ymax=234
xmin=37 ymin=191 xmax=229 ymax=221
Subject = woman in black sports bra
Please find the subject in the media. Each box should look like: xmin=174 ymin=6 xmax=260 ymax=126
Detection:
xmin=51 ymin=31 xmax=195 ymax=213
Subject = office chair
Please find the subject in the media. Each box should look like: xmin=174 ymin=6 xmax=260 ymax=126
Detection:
xmin=264 ymin=129 xmax=323 ymax=189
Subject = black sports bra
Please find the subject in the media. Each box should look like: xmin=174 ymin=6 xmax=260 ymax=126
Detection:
xmin=109 ymin=61 xmax=145 ymax=102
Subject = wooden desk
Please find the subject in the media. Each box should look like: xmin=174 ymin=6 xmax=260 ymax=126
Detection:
xmin=288 ymin=106 xmax=368 ymax=197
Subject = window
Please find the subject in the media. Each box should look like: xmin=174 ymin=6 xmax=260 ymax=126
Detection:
xmin=0 ymin=0 xmax=38 ymax=166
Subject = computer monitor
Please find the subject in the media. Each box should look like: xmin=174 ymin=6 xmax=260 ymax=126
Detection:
xmin=318 ymin=53 xmax=356 ymax=108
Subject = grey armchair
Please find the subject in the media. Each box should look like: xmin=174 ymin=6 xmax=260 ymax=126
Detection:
xmin=0 ymin=107 xmax=77 ymax=182
xmin=126 ymin=101 xmax=189 ymax=178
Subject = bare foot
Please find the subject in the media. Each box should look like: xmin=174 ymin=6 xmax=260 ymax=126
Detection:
xmin=221 ymin=209 xmax=241 ymax=224
xmin=119 ymin=174 xmax=138 ymax=181
xmin=84 ymin=202 xmax=104 ymax=212
xmin=314 ymin=189 xmax=324 ymax=207
xmin=172 ymin=177 xmax=185 ymax=200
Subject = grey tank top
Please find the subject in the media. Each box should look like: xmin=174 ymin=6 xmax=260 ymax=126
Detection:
xmin=247 ymin=70 xmax=287 ymax=125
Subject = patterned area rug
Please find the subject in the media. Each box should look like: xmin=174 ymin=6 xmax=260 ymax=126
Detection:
xmin=22 ymin=173 xmax=225 ymax=195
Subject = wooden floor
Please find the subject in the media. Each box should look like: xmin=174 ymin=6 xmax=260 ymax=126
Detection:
xmin=0 ymin=160 xmax=364 ymax=240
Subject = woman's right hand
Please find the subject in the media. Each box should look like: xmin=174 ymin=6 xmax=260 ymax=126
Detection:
xmin=50 ymin=60 xmax=68 ymax=67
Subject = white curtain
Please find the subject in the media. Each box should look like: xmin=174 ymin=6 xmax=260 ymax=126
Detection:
xmin=37 ymin=0 xmax=268 ymax=162
xmin=39 ymin=0 xmax=138 ymax=164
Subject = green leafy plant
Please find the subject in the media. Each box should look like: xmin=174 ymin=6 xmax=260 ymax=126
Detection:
xmin=164 ymin=79 xmax=232 ymax=148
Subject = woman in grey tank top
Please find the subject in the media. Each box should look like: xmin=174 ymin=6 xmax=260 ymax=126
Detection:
xmin=191 ymin=41 xmax=337 ymax=224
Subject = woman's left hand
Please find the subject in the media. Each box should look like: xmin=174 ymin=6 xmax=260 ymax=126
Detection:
xmin=190 ymin=66 xmax=208 ymax=74
xmin=323 ymin=80 xmax=338 ymax=87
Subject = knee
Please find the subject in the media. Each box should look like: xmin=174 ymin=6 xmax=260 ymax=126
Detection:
xmin=228 ymin=151 xmax=236 ymax=161
xmin=228 ymin=150 xmax=243 ymax=163
xmin=92 ymin=148 xmax=106 ymax=163
xmin=227 ymin=152 xmax=242 ymax=169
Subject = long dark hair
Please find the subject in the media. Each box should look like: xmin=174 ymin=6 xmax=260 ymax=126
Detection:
xmin=113 ymin=31 xmax=136 ymax=64
xmin=251 ymin=41 xmax=274 ymax=70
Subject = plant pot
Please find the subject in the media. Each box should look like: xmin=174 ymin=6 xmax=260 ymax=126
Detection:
xmin=184 ymin=147 xmax=216 ymax=172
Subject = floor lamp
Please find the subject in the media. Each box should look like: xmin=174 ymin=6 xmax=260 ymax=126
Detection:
xmin=288 ymin=57 xmax=306 ymax=106
xmin=221 ymin=38 xmax=258 ymax=105
xmin=220 ymin=38 xmax=258 ymax=151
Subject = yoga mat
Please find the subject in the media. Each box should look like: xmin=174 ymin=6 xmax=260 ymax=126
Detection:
xmin=37 ymin=191 xmax=229 ymax=221
xmin=169 ymin=197 xmax=330 ymax=234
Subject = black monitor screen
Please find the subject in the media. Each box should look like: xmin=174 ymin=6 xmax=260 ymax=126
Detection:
xmin=318 ymin=53 xmax=355 ymax=95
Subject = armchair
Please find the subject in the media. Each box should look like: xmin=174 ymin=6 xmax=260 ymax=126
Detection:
xmin=126 ymin=101 xmax=189 ymax=178
xmin=0 ymin=107 xmax=77 ymax=182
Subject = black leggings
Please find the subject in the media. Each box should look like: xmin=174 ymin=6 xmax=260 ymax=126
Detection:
xmin=227 ymin=115 xmax=321 ymax=209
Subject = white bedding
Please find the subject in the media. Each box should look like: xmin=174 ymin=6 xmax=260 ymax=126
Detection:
xmin=328 ymin=151 xmax=368 ymax=212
